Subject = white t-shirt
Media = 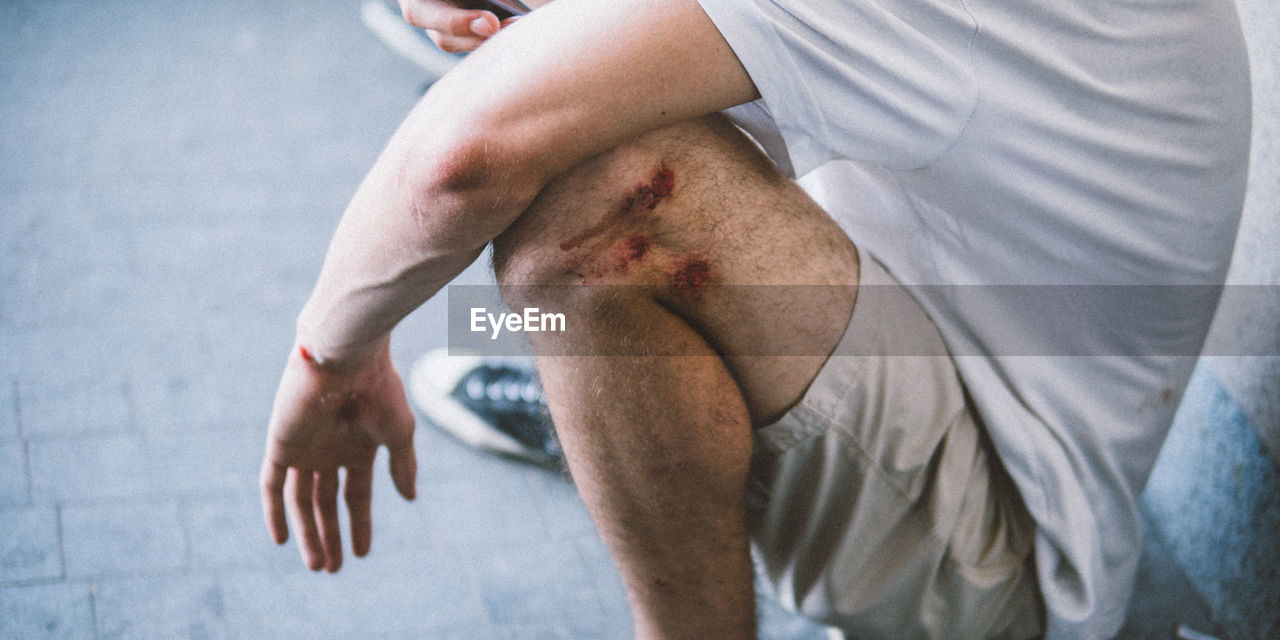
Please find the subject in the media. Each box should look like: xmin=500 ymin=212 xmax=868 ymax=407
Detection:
xmin=708 ymin=0 xmax=1252 ymax=636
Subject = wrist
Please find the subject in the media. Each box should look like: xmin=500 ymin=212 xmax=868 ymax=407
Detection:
xmin=293 ymin=322 xmax=390 ymax=373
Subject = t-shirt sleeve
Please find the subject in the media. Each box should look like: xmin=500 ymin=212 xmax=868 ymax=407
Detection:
xmin=696 ymin=0 xmax=979 ymax=174
xmin=722 ymin=100 xmax=796 ymax=178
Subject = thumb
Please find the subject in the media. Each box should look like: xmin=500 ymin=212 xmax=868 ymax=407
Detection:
xmin=388 ymin=440 xmax=418 ymax=501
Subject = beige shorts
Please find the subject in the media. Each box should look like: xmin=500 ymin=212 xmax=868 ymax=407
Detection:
xmin=746 ymin=252 xmax=1044 ymax=640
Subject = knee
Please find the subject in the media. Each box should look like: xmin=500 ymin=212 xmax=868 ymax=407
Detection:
xmin=491 ymin=130 xmax=686 ymax=290
xmin=492 ymin=114 xmax=782 ymax=303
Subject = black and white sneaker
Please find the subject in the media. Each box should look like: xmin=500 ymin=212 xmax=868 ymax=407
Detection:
xmin=409 ymin=349 xmax=562 ymax=468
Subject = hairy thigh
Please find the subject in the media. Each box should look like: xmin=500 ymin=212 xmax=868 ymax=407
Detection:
xmin=493 ymin=115 xmax=859 ymax=424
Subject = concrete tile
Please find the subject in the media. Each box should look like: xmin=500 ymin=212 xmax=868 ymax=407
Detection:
xmin=0 ymin=189 xmax=73 ymax=252
xmin=7 ymin=213 xmax=136 ymax=277
xmin=494 ymin=620 xmax=631 ymax=640
xmin=221 ymin=550 xmax=485 ymax=637
xmin=0 ymin=506 xmax=61 ymax=584
xmin=0 ymin=441 xmax=30 ymax=507
xmin=388 ymin=626 xmax=510 ymax=640
xmin=184 ymin=497 xmax=306 ymax=574
xmin=526 ymin=473 xmax=597 ymax=542
xmin=572 ymin=534 xmax=630 ymax=619
xmin=2 ymin=234 xmax=139 ymax=329
xmin=94 ymin=573 xmax=228 ymax=640
xmin=145 ymin=429 xmax=260 ymax=497
xmin=357 ymin=465 xmax=446 ymax=557
xmin=469 ymin=538 xmax=602 ymax=625
xmin=130 ymin=365 xmax=274 ymax=434
xmin=61 ymin=501 xmax=187 ymax=578
xmin=415 ymin=475 xmax=552 ymax=551
xmin=9 ymin=324 xmax=145 ymax=392
xmin=0 ymin=581 xmax=96 ymax=640
xmin=0 ymin=380 xmax=17 ymax=440
xmin=0 ymin=335 xmax=14 ymax=385
xmin=411 ymin=421 xmax=518 ymax=481
xmin=18 ymin=375 xmax=132 ymax=437
xmin=29 ymin=435 xmax=151 ymax=502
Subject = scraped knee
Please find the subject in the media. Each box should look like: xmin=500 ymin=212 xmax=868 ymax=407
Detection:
xmin=494 ymin=115 xmax=770 ymax=291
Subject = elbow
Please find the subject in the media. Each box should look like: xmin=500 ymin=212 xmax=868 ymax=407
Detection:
xmin=418 ymin=134 xmax=503 ymax=195
xmin=378 ymin=123 xmax=545 ymax=256
xmin=394 ymin=130 xmax=545 ymax=250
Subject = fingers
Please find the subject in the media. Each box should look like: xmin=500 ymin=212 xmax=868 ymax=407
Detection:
xmin=427 ymin=32 xmax=486 ymax=54
xmin=269 ymin=463 xmax=367 ymax=570
xmin=314 ymin=470 xmax=343 ymax=572
xmin=400 ymin=0 xmax=501 ymax=52
xmin=285 ymin=468 xmax=325 ymax=571
xmin=259 ymin=459 xmax=289 ymax=545
xmin=388 ymin=440 xmax=418 ymax=501
xmin=344 ymin=460 xmax=375 ymax=557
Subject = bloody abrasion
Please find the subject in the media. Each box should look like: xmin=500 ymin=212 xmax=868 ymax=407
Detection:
xmin=609 ymin=231 xmax=653 ymax=273
xmin=560 ymin=166 xmax=676 ymax=252
xmin=623 ymin=167 xmax=676 ymax=212
xmin=670 ymin=255 xmax=713 ymax=290
xmin=299 ymin=345 xmax=316 ymax=363
xmin=626 ymin=232 xmax=652 ymax=261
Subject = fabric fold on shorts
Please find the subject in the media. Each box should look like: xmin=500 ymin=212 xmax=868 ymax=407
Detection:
xmin=747 ymin=251 xmax=1042 ymax=639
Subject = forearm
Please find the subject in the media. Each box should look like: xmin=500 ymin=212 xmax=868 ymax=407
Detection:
xmin=295 ymin=33 xmax=568 ymax=362
xmin=295 ymin=0 xmax=756 ymax=363
xmin=294 ymin=116 xmax=534 ymax=362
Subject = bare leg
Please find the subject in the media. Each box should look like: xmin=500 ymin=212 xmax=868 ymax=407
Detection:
xmin=493 ymin=115 xmax=859 ymax=639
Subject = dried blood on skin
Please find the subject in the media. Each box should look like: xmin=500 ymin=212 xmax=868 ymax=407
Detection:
xmin=610 ymin=232 xmax=653 ymax=272
xmin=627 ymin=234 xmax=652 ymax=260
xmin=625 ymin=167 xmax=675 ymax=212
xmin=560 ymin=167 xmax=675 ymax=252
xmin=670 ymin=255 xmax=713 ymax=291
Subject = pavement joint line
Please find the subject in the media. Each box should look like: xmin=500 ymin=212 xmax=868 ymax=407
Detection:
xmin=176 ymin=496 xmax=196 ymax=572
xmin=88 ymin=578 xmax=102 ymax=640
xmin=123 ymin=375 xmax=140 ymax=438
xmin=12 ymin=379 xmax=23 ymax=440
xmin=56 ymin=503 xmax=67 ymax=581
xmin=21 ymin=427 xmax=142 ymax=444
xmin=0 ymin=575 xmax=84 ymax=590
xmin=459 ymin=543 xmax=494 ymax=627
xmin=22 ymin=439 xmax=34 ymax=506
xmin=65 ymin=564 xmax=206 ymax=583
xmin=41 ymin=494 xmax=199 ymax=510
xmin=81 ymin=566 xmax=206 ymax=584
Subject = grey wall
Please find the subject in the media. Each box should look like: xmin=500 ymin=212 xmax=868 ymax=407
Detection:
xmin=1204 ymin=0 xmax=1280 ymax=465
xmin=1141 ymin=3 xmax=1280 ymax=639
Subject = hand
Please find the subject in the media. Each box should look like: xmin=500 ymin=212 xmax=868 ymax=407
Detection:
xmin=397 ymin=0 xmax=524 ymax=53
xmin=259 ymin=337 xmax=417 ymax=572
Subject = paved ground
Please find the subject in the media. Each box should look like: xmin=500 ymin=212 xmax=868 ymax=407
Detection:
xmin=0 ymin=1 xmax=830 ymax=637
xmin=0 ymin=0 xmax=1259 ymax=638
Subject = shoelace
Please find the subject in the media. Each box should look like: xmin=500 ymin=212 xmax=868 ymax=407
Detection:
xmin=461 ymin=366 xmax=543 ymax=410
xmin=455 ymin=364 xmax=560 ymax=457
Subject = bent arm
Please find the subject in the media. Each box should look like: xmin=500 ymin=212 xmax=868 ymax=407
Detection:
xmin=296 ymin=0 xmax=758 ymax=362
